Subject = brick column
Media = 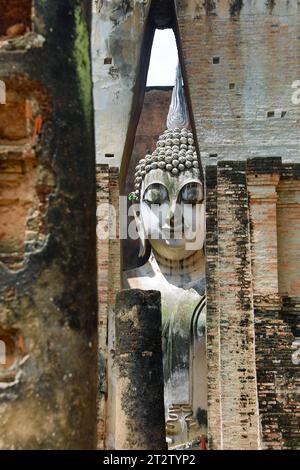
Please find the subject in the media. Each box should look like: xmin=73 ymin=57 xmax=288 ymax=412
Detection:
xmin=247 ymin=158 xmax=281 ymax=295
xmin=277 ymin=164 xmax=300 ymax=297
xmin=205 ymin=166 xmax=222 ymax=450
xmin=206 ymin=161 xmax=260 ymax=450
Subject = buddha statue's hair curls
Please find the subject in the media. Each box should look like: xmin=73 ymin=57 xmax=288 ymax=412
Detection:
xmin=133 ymin=127 xmax=200 ymax=200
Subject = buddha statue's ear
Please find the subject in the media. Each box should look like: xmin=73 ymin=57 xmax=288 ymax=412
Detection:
xmin=132 ymin=205 xmax=147 ymax=258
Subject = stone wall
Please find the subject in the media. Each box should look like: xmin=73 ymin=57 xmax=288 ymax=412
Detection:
xmin=205 ymin=161 xmax=260 ymax=450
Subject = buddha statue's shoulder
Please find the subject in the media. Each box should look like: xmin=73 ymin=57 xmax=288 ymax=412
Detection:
xmin=123 ymin=260 xmax=162 ymax=291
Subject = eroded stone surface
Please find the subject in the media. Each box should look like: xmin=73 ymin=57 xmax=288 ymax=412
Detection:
xmin=92 ymin=0 xmax=153 ymax=167
xmin=113 ymin=289 xmax=166 ymax=450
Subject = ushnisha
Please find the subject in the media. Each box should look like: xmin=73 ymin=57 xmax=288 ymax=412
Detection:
xmin=133 ymin=127 xmax=199 ymax=200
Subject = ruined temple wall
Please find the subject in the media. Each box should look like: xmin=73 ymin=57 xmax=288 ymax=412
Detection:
xmin=0 ymin=0 xmax=98 ymax=449
xmin=176 ymin=0 xmax=300 ymax=167
xmin=92 ymin=0 xmax=300 ymax=172
xmin=205 ymin=161 xmax=260 ymax=450
xmin=206 ymin=158 xmax=300 ymax=450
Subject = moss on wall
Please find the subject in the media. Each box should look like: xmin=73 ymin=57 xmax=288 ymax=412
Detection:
xmin=74 ymin=4 xmax=93 ymax=135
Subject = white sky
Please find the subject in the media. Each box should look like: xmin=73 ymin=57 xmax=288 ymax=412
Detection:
xmin=147 ymin=29 xmax=178 ymax=86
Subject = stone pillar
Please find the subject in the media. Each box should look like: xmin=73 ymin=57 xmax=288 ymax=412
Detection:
xmin=113 ymin=289 xmax=166 ymax=450
xmin=0 ymin=0 xmax=97 ymax=449
xmin=247 ymin=158 xmax=281 ymax=295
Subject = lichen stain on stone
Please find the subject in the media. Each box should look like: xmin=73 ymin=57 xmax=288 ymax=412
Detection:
xmin=229 ymin=0 xmax=243 ymax=17
xmin=109 ymin=0 xmax=134 ymax=26
xmin=203 ymin=0 xmax=216 ymax=16
xmin=108 ymin=66 xmax=119 ymax=80
xmin=101 ymin=0 xmax=151 ymax=81
xmin=265 ymin=0 xmax=276 ymax=13
xmin=73 ymin=5 xmax=93 ymax=133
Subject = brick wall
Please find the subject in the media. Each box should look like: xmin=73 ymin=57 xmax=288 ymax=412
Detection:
xmin=205 ymin=157 xmax=300 ymax=449
xmin=205 ymin=161 xmax=260 ymax=450
xmin=176 ymin=0 xmax=300 ymax=167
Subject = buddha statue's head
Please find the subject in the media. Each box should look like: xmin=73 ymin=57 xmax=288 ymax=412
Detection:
xmin=132 ymin=127 xmax=205 ymax=262
xmin=131 ymin=64 xmax=205 ymax=262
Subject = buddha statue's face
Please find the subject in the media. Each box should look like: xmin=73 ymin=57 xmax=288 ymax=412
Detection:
xmin=139 ymin=168 xmax=205 ymax=261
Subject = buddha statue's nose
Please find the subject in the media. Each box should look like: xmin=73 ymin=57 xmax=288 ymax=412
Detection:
xmin=168 ymin=199 xmax=177 ymax=222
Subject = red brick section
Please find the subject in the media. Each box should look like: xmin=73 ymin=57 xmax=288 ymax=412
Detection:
xmin=108 ymin=167 xmax=121 ymax=306
xmin=96 ymin=164 xmax=121 ymax=449
xmin=0 ymin=76 xmax=54 ymax=270
xmin=0 ymin=0 xmax=32 ymax=37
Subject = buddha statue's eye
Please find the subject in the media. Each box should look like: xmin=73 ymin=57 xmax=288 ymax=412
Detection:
xmin=143 ymin=184 xmax=168 ymax=205
xmin=179 ymin=182 xmax=204 ymax=204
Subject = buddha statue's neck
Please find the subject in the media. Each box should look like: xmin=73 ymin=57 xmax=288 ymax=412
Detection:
xmin=150 ymin=248 xmax=205 ymax=289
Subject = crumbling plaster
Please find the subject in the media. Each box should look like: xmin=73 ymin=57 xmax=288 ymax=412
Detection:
xmin=92 ymin=0 xmax=153 ymax=168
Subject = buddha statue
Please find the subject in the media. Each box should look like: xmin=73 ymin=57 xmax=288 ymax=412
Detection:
xmin=124 ymin=65 xmax=207 ymax=448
